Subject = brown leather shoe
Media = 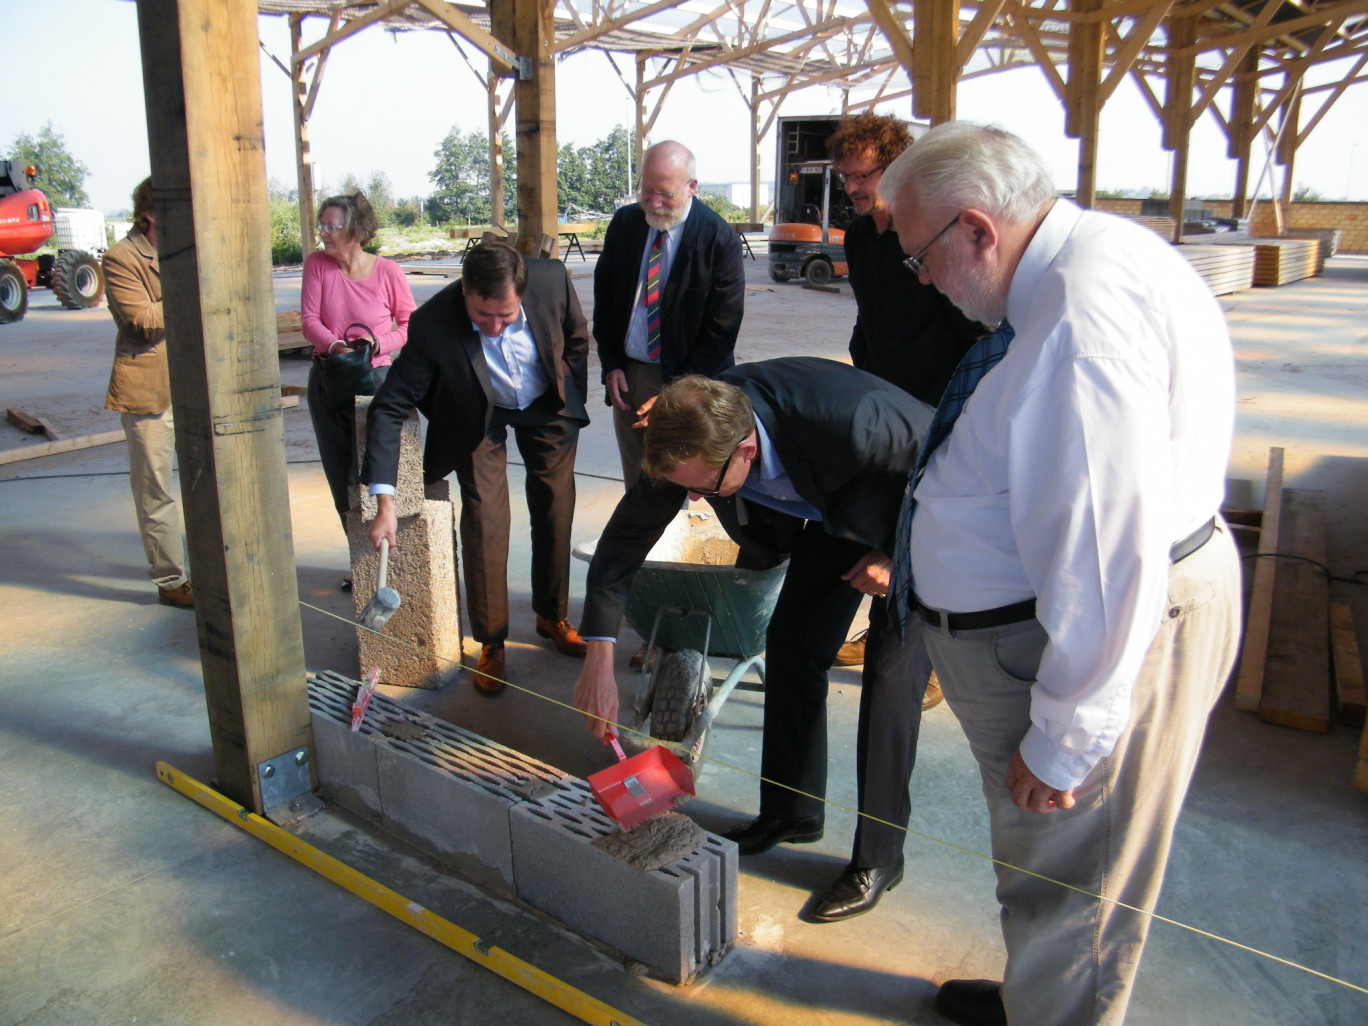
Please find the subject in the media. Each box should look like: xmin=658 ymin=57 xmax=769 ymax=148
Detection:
xmin=834 ymin=628 xmax=867 ymax=666
xmin=535 ymin=616 xmax=588 ymax=656
xmin=157 ymin=581 xmax=195 ymax=609
xmin=472 ymin=642 xmax=505 ymax=694
xmin=628 ymin=641 xmax=658 ymax=670
xmin=924 ymin=670 xmax=945 ymax=710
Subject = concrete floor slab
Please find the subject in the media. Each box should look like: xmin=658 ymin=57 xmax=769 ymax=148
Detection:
xmin=2 ymin=253 xmax=1368 ymax=1023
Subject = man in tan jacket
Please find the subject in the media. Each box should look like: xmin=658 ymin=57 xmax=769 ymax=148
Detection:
xmin=103 ymin=178 xmax=193 ymax=609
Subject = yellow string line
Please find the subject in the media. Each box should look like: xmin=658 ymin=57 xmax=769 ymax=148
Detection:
xmin=300 ymin=598 xmax=1368 ymax=996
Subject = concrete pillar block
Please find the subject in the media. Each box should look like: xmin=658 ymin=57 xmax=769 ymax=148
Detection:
xmin=348 ymin=498 xmax=463 ymax=689
xmin=352 ymin=398 xmax=425 ymax=520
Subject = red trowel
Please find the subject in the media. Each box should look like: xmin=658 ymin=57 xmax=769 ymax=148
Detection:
xmin=588 ymin=732 xmax=695 ymax=830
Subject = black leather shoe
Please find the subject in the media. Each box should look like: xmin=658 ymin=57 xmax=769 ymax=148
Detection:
xmin=808 ymin=860 xmax=904 ymax=922
xmin=722 ymin=814 xmax=824 ymax=856
xmin=934 ymin=979 xmax=1006 ymax=1026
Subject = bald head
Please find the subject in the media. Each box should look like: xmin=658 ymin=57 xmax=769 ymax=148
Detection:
xmin=638 ymin=140 xmax=698 ymax=231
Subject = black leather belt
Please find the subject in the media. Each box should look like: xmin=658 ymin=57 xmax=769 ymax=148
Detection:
xmin=1170 ymin=516 xmax=1216 ymax=563
xmin=918 ymin=597 xmax=1037 ymax=632
xmin=917 ymin=517 xmax=1217 ymax=632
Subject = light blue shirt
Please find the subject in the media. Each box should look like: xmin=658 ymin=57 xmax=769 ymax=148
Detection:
xmin=736 ymin=417 xmax=823 ymax=522
xmin=476 ymin=305 xmax=549 ymax=412
xmin=624 ymin=203 xmax=691 ymax=363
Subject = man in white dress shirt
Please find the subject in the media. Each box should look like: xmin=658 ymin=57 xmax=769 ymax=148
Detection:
xmin=881 ymin=123 xmax=1242 ymax=1026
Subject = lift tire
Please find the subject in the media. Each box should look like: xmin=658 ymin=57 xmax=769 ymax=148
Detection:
xmin=804 ymin=258 xmax=833 ymax=287
xmin=0 ymin=259 xmax=28 ymax=323
xmin=650 ymin=649 xmax=710 ymax=741
xmin=51 ymin=250 xmax=105 ymax=309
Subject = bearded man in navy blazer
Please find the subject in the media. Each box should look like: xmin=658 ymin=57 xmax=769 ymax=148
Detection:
xmin=593 ymin=140 xmax=746 ymax=490
xmin=363 ymin=242 xmax=591 ymax=695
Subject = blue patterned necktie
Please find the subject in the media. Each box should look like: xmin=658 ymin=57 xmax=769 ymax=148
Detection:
xmin=887 ymin=321 xmax=1016 ymax=632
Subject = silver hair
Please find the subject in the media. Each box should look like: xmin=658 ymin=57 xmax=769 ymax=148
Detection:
xmin=643 ymin=140 xmax=697 ymax=182
xmin=880 ymin=122 xmax=1055 ymax=224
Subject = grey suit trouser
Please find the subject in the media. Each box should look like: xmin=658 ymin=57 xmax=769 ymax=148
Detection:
xmin=921 ymin=522 xmax=1240 ymax=1026
xmin=455 ymin=391 xmax=580 ymax=644
xmin=611 ymin=359 xmax=664 ymax=492
xmin=121 ymin=408 xmax=187 ymax=590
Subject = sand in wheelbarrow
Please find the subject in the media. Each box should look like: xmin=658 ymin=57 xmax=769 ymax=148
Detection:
xmin=591 ymin=812 xmax=709 ymax=872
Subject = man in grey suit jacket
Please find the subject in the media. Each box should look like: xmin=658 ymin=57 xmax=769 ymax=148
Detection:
xmin=573 ymin=358 xmax=933 ymax=922
xmin=593 ymin=140 xmax=746 ymax=490
xmin=363 ymin=243 xmax=590 ymax=694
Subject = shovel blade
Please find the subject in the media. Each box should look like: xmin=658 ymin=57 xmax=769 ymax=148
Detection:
xmin=588 ymin=744 xmax=696 ymax=830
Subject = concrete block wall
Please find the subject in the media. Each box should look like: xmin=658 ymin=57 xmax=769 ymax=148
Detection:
xmin=307 ymin=671 xmax=737 ymax=983
xmin=1093 ymin=197 xmax=1368 ymax=254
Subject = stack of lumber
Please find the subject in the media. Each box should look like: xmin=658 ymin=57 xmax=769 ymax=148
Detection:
xmin=1184 ymin=234 xmax=1320 ymax=286
xmin=1235 ymin=447 xmax=1368 ymax=791
xmin=1282 ymin=229 xmax=1339 ymax=270
xmin=1176 ymin=242 xmax=1255 ymax=295
xmin=276 ymin=309 xmax=308 ymax=354
xmin=1120 ymin=215 xmax=1175 ymax=240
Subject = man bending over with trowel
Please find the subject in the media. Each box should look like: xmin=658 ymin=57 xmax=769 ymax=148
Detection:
xmin=572 ymin=357 xmax=931 ymax=922
xmin=363 ymin=242 xmax=591 ymax=695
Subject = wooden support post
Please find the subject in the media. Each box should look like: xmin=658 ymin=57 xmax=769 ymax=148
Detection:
xmin=1065 ymin=0 xmax=1104 ymax=208
xmin=1229 ymin=50 xmax=1258 ymax=219
xmin=289 ymin=14 xmax=317 ymax=258
xmin=750 ymin=74 xmax=763 ymax=224
xmin=491 ymin=0 xmax=558 ymax=256
xmin=911 ymin=0 xmax=959 ymax=125
xmin=1164 ymin=14 xmax=1197 ymax=239
xmin=487 ymin=70 xmax=505 ymax=228
xmin=1235 ymin=447 xmax=1284 ymax=712
xmin=137 ymin=0 xmax=311 ymax=814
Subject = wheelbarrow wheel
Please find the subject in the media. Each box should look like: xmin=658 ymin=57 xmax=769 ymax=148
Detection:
xmin=651 ymin=649 xmax=710 ymax=741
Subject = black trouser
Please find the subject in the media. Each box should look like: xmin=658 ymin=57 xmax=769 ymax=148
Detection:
xmin=308 ymin=362 xmax=389 ymax=524
xmin=454 ymin=391 xmax=580 ymax=643
xmin=759 ymin=523 xmax=928 ymax=872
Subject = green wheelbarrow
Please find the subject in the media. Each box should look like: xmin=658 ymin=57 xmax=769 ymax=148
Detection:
xmin=574 ymin=508 xmax=787 ymax=778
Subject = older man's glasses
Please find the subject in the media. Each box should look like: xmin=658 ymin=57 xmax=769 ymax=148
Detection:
xmin=903 ymin=214 xmax=962 ymax=275
xmin=639 ymin=183 xmax=689 ymax=201
xmin=693 ymin=447 xmax=737 ymax=498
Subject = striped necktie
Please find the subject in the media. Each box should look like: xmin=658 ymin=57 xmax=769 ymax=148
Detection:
xmin=643 ymin=231 xmax=665 ymax=362
xmin=887 ymin=320 xmax=1016 ymax=633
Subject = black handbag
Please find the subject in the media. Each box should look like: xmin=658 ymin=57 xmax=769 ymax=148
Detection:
xmin=313 ymin=321 xmax=378 ymax=412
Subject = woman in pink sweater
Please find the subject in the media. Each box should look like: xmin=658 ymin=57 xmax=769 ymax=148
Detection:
xmin=302 ymin=191 xmax=416 ymax=569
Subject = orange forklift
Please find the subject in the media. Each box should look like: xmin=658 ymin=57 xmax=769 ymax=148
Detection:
xmin=767 ymin=117 xmax=854 ymax=286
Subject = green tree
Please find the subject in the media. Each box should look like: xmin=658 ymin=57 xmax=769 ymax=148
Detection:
xmin=698 ymin=191 xmax=743 ymax=220
xmin=427 ymin=128 xmax=516 ymax=226
xmin=1292 ymin=184 xmax=1323 ymax=202
xmin=8 ymin=122 xmax=90 ymax=208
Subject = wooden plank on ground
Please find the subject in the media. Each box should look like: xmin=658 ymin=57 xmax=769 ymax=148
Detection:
xmin=7 ymin=408 xmax=44 ymax=434
xmin=1259 ymin=488 xmax=1330 ymax=732
xmin=1331 ymin=602 xmax=1367 ymax=728
xmin=1236 ymin=446 xmax=1284 ymax=711
xmin=0 ymin=429 xmax=125 ymax=466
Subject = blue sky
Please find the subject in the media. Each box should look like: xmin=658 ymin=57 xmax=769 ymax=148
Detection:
xmin=5 ymin=1 xmax=1366 ymax=213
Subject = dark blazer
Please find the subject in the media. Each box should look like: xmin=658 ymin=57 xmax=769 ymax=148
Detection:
xmin=579 ymin=357 xmax=930 ymax=638
xmin=362 ymin=258 xmax=589 ymax=487
xmin=592 ymin=200 xmax=745 ymax=392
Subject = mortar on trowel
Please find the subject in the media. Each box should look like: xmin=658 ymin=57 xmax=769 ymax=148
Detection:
xmin=588 ymin=731 xmax=695 ymax=830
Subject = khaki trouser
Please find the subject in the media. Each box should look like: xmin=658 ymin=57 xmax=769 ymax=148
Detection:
xmin=922 ymin=522 xmax=1241 ymax=1025
xmin=121 ymin=408 xmax=188 ymax=589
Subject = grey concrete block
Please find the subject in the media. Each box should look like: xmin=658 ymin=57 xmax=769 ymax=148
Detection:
xmin=353 ymin=398 xmax=425 ymax=519
xmin=307 ymin=670 xmax=381 ymax=818
xmin=349 ymin=499 xmax=463 ymax=689
xmin=510 ymin=789 xmax=699 ymax=983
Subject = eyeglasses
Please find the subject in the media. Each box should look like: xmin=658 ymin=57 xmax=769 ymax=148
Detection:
xmin=837 ymin=165 xmax=886 ymax=187
xmin=317 ymin=222 xmax=346 ymax=235
xmin=903 ymin=214 xmax=962 ymax=276
xmin=693 ymin=446 xmax=737 ymax=498
xmin=639 ymin=183 xmax=690 ymax=201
